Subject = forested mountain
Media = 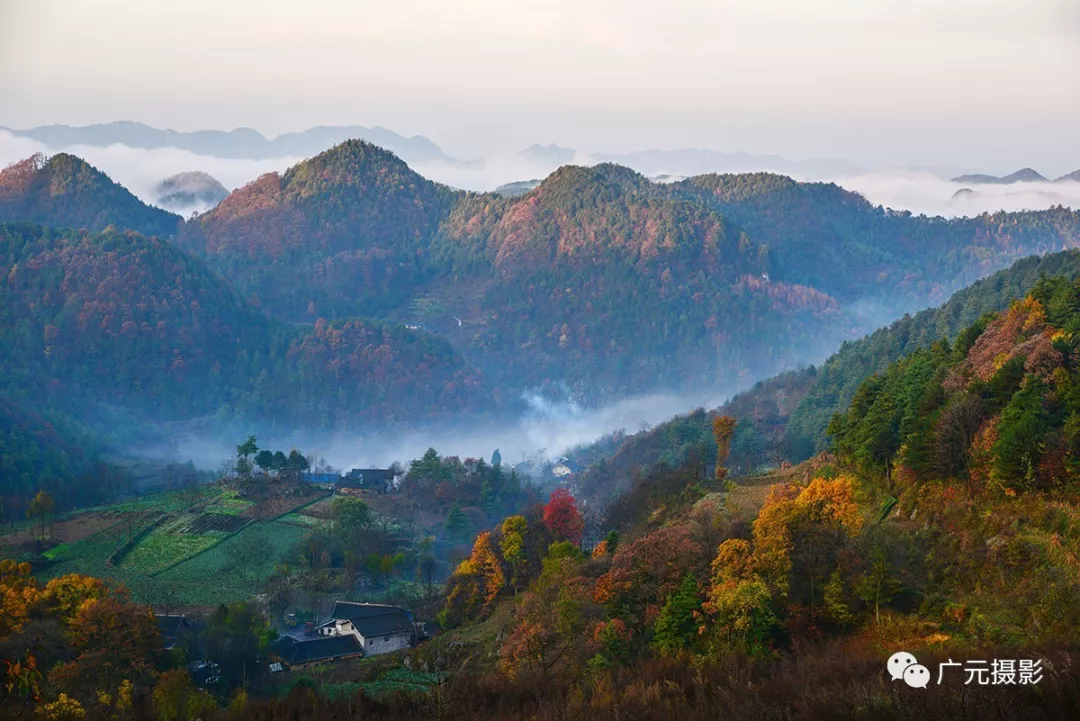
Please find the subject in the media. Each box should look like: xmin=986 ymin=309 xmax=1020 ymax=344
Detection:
xmin=830 ymin=276 xmax=1080 ymax=492
xmin=9 ymin=144 xmax=1080 ymax=406
xmin=415 ymin=287 xmax=1080 ymax=721
xmin=182 ymin=148 xmax=850 ymax=397
xmin=0 ymin=222 xmax=494 ymax=508
xmin=785 ymin=249 xmax=1080 ymax=457
xmin=678 ymin=173 xmax=1080 ymax=304
xmin=0 ymin=153 xmax=180 ymax=237
xmin=0 ymin=222 xmax=488 ymax=425
xmin=573 ymin=250 xmax=1080 ymax=499
xmin=177 ymin=140 xmax=459 ymax=319
xmin=433 ymin=164 xmax=844 ymax=395
xmin=7 ymin=144 xmax=1080 ymax=491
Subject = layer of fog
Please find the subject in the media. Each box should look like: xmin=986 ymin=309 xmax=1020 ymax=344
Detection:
xmin=0 ymin=131 xmax=304 ymax=215
xmin=839 ymin=170 xmax=1080 ymax=218
xmin=4 ymin=130 xmax=1078 ymax=218
xmin=151 ymin=388 xmax=736 ymax=477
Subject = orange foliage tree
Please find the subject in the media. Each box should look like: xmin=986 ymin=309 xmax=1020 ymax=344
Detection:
xmin=712 ymin=416 xmax=737 ymax=480
xmin=440 ymin=531 xmax=507 ymax=627
xmin=743 ymin=475 xmax=863 ymax=606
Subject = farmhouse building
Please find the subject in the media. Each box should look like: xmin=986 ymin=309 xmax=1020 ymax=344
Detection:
xmin=338 ymin=469 xmax=399 ymax=494
xmin=315 ymin=602 xmax=417 ymax=656
xmin=272 ymin=634 xmax=365 ymax=669
xmin=552 ymin=457 xmax=582 ymax=478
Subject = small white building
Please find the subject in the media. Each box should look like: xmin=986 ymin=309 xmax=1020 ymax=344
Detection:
xmin=315 ymin=602 xmax=416 ymax=656
xmin=552 ymin=457 xmax=582 ymax=478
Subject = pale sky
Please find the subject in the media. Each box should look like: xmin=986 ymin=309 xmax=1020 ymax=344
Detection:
xmin=1 ymin=0 xmax=1078 ymax=174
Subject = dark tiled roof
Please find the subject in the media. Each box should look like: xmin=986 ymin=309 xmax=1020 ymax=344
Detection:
xmin=328 ymin=602 xmax=414 ymax=636
xmin=273 ymin=635 xmax=364 ymax=665
xmin=156 ymin=615 xmax=189 ymax=639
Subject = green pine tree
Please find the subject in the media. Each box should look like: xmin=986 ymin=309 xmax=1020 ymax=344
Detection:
xmin=651 ymin=574 xmax=702 ymax=656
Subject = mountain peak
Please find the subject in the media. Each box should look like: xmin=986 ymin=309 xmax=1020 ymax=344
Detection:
xmin=283 ymin=139 xmax=415 ymax=187
xmin=519 ymin=143 xmax=577 ymax=165
xmin=1000 ymin=167 xmax=1048 ymax=183
xmin=155 ymin=171 xmax=229 ymax=212
xmin=0 ymin=152 xmax=180 ymax=236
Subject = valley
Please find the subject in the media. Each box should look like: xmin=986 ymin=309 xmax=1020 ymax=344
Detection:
xmin=5 ymin=138 xmax=1080 ymax=719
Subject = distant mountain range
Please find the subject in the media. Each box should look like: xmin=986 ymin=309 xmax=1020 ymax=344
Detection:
xmin=1 ymin=121 xmax=458 ymax=166
xmin=952 ymin=167 xmax=1080 ymax=184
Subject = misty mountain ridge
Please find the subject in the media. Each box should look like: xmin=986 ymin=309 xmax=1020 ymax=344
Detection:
xmin=154 ymin=170 xmax=229 ymax=212
xmin=951 ymin=167 xmax=1050 ymax=184
xmin=493 ymin=179 xmax=541 ymax=197
xmin=519 ymin=143 xmax=576 ymax=165
xmin=1 ymin=120 xmax=458 ymax=166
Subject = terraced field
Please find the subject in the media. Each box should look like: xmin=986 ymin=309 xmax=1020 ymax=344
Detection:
xmin=27 ymin=485 xmax=322 ymax=607
xmin=119 ymin=515 xmax=232 ymax=575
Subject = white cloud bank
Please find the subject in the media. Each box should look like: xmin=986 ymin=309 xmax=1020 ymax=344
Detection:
xmin=4 ymin=131 xmax=1077 ymax=218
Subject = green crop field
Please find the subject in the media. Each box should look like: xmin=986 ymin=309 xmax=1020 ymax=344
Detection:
xmin=278 ymin=512 xmax=323 ymax=527
xmin=120 ymin=528 xmax=229 ymax=574
xmin=28 ymin=489 xmax=311 ymax=607
xmin=205 ymin=490 xmax=253 ymax=516
xmin=153 ymin=520 xmax=310 ymax=604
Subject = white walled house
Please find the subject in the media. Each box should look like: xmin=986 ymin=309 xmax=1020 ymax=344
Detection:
xmin=315 ymin=602 xmax=416 ymax=656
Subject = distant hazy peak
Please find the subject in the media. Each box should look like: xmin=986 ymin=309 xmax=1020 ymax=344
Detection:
xmin=155 ymin=171 xmax=229 ymax=212
xmin=519 ymin=143 xmax=577 ymax=164
xmin=1056 ymin=170 xmax=1080 ymax=184
xmin=951 ymin=168 xmax=1050 ymax=184
xmin=1 ymin=121 xmax=457 ymax=166
xmin=493 ymin=179 xmax=542 ymax=197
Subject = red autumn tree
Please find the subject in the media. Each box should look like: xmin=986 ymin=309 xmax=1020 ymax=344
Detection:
xmin=543 ymin=488 xmax=584 ymax=546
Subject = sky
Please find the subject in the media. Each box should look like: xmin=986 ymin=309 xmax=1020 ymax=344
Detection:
xmin=1 ymin=0 xmax=1079 ymax=174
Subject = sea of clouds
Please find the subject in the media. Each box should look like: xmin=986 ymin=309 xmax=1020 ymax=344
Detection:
xmin=3 ymin=129 xmax=1078 ymax=218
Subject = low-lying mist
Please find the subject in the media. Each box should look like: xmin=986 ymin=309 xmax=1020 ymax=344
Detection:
xmin=144 ymin=388 xmax=736 ymax=477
